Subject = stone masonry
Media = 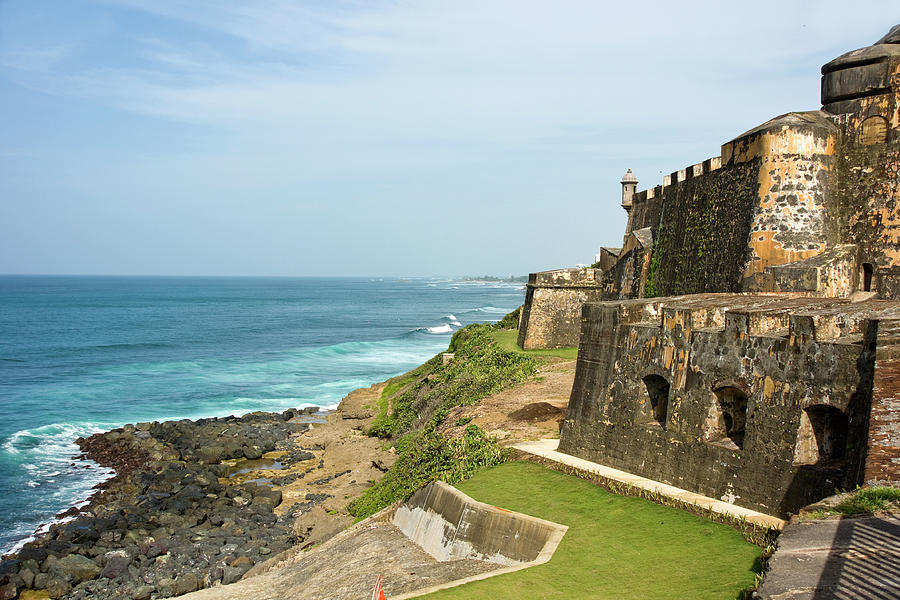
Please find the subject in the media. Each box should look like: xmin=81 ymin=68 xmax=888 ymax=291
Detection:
xmin=526 ymin=27 xmax=900 ymax=515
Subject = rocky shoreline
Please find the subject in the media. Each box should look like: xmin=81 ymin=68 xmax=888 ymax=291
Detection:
xmin=0 ymin=382 xmax=396 ymax=600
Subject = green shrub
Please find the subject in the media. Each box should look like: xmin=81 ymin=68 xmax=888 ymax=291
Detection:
xmin=494 ymin=306 xmax=522 ymax=329
xmin=348 ymin=425 xmax=510 ymax=519
xmin=351 ymin=323 xmax=539 ymax=518
xmin=369 ymin=324 xmax=538 ymax=439
xmin=834 ymin=487 xmax=900 ymax=515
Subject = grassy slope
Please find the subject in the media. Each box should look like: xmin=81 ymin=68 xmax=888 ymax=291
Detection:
xmin=348 ymin=323 xmax=539 ymax=519
xmin=422 ymin=462 xmax=762 ymax=600
xmin=490 ymin=329 xmax=578 ymax=360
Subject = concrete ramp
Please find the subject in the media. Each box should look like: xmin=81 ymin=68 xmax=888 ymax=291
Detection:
xmin=393 ymin=480 xmax=567 ymax=566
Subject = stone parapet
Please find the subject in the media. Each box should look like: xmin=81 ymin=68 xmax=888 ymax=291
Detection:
xmin=559 ymin=294 xmax=900 ymax=516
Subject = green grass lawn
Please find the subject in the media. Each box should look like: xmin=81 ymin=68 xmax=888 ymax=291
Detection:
xmin=490 ymin=329 xmax=578 ymax=360
xmin=419 ymin=462 xmax=762 ymax=600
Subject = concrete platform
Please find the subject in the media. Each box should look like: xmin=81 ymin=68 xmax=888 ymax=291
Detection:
xmin=513 ymin=438 xmax=786 ymax=530
xmin=756 ymin=516 xmax=900 ymax=599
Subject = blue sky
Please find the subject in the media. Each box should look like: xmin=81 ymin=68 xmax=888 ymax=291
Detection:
xmin=1 ymin=1 xmax=897 ymax=277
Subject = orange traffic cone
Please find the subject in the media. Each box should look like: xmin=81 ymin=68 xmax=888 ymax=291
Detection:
xmin=372 ymin=574 xmax=387 ymax=600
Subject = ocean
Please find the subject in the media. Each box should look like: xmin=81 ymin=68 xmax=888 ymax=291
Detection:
xmin=0 ymin=275 xmax=524 ymax=554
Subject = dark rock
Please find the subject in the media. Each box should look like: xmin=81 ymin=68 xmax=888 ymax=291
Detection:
xmin=174 ymin=572 xmax=200 ymax=595
xmin=132 ymin=584 xmax=154 ymax=600
xmin=15 ymin=548 xmax=48 ymax=564
xmin=45 ymin=576 xmax=71 ymax=599
xmin=40 ymin=555 xmax=59 ymax=575
xmin=241 ymin=445 xmax=263 ymax=460
xmin=56 ymin=553 xmax=101 ymax=583
xmin=3 ymin=410 xmax=309 ymax=600
xmin=313 ymin=469 xmax=351 ymax=485
xmin=0 ymin=582 xmax=17 ymax=600
xmin=18 ymin=568 xmax=34 ymax=589
xmin=155 ymin=577 xmax=175 ymax=598
xmin=100 ymin=551 xmax=130 ymax=579
xmin=0 ymin=561 xmax=19 ymax=581
xmin=221 ymin=565 xmax=249 ymax=585
xmin=33 ymin=573 xmax=48 ymax=589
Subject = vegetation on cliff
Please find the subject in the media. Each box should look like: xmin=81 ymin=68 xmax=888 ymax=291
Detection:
xmin=349 ymin=314 xmax=538 ymax=519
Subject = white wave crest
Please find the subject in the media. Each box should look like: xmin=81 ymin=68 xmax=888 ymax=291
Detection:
xmin=450 ymin=321 xmax=462 ymax=327
xmin=424 ymin=324 xmax=453 ymax=334
xmin=2 ymin=422 xmax=110 ymax=457
xmin=469 ymin=306 xmax=510 ymax=314
xmin=229 ymin=398 xmax=340 ymax=413
xmin=443 ymin=314 xmax=457 ymax=321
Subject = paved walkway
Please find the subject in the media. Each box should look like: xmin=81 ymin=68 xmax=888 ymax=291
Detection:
xmin=756 ymin=516 xmax=900 ymax=599
xmin=512 ymin=439 xmax=786 ymax=530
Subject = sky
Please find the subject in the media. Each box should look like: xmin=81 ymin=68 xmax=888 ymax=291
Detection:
xmin=1 ymin=1 xmax=898 ymax=277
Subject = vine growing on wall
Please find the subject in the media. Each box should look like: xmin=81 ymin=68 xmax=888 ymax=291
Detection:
xmin=644 ymin=238 xmax=662 ymax=298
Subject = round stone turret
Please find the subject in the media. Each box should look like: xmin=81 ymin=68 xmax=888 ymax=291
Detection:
xmin=821 ymin=24 xmax=900 ymax=115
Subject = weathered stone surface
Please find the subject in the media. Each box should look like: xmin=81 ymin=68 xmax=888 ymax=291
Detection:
xmin=757 ymin=515 xmax=900 ymax=599
xmin=517 ymin=268 xmax=606 ymax=349
xmin=100 ymin=550 xmax=131 ymax=579
xmin=174 ymin=572 xmax=200 ymax=595
xmin=132 ymin=584 xmax=154 ymax=600
xmin=520 ymin=26 xmax=900 ymax=354
xmin=45 ymin=576 xmax=70 ymax=599
xmin=0 ymin=583 xmax=17 ymax=600
xmin=56 ymin=553 xmax=101 ymax=583
xmin=559 ymin=294 xmax=900 ymax=516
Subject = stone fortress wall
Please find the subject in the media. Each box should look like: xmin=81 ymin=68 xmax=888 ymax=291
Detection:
xmin=558 ymin=294 xmax=900 ymax=516
xmin=521 ymin=27 xmax=900 ymax=351
xmin=521 ymin=26 xmax=900 ymax=516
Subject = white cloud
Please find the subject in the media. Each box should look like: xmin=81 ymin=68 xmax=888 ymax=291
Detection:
xmin=2 ymin=0 xmax=900 ymax=274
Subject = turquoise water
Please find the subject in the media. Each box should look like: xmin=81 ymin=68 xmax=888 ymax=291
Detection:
xmin=0 ymin=275 xmax=524 ymax=553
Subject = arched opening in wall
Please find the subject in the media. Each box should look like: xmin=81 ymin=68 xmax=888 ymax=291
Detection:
xmin=862 ymin=263 xmax=874 ymax=292
xmin=642 ymin=374 xmax=670 ymax=428
xmin=794 ymin=405 xmax=849 ymax=465
xmin=709 ymin=387 xmax=748 ymax=450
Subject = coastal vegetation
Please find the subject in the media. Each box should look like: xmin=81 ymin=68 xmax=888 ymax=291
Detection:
xmin=349 ymin=314 xmax=539 ymax=519
xmin=803 ymin=487 xmax=900 ymax=519
xmin=490 ymin=329 xmax=578 ymax=360
xmin=833 ymin=487 xmax=900 ymax=515
xmin=422 ymin=461 xmax=763 ymax=600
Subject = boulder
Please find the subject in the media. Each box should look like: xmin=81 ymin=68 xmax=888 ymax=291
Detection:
xmin=131 ymin=584 xmax=154 ymax=600
xmin=174 ymin=572 xmax=200 ymax=595
xmin=242 ymin=445 xmax=263 ymax=460
xmin=100 ymin=551 xmax=131 ymax=579
xmin=56 ymin=553 xmax=101 ymax=583
xmin=18 ymin=568 xmax=34 ymax=589
xmin=221 ymin=565 xmax=248 ymax=585
xmin=32 ymin=573 xmax=48 ymax=590
xmin=156 ymin=577 xmax=176 ymax=598
xmin=229 ymin=556 xmax=252 ymax=569
xmin=45 ymin=576 xmax=71 ymax=599
xmin=0 ymin=582 xmax=17 ymax=600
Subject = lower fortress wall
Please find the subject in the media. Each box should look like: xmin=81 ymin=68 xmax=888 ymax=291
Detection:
xmin=558 ymin=294 xmax=900 ymax=517
xmin=517 ymin=268 xmax=605 ymax=349
xmin=392 ymin=481 xmax=566 ymax=566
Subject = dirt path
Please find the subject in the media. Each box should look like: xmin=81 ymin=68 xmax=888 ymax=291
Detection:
xmin=439 ymin=357 xmax=576 ymax=443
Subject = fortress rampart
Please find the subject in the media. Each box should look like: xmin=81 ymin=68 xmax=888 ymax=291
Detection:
xmin=520 ymin=27 xmax=900 ymax=352
xmin=517 ymin=268 xmax=605 ymax=349
xmin=517 ymin=27 xmax=900 ymax=517
xmin=558 ymin=294 xmax=900 ymax=516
